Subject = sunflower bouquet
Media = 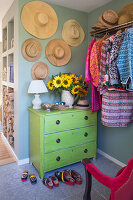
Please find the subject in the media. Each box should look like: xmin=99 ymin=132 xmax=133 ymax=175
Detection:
xmin=47 ymin=73 xmax=89 ymax=99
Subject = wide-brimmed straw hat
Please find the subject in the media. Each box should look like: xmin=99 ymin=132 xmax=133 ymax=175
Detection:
xmin=98 ymin=10 xmax=118 ymax=28
xmin=31 ymin=62 xmax=49 ymax=81
xmin=74 ymin=99 xmax=89 ymax=109
xmin=21 ymin=38 xmax=42 ymax=62
xmin=118 ymin=3 xmax=133 ymax=25
xmin=92 ymin=22 xmax=106 ymax=30
xmin=62 ymin=19 xmax=85 ymax=47
xmin=46 ymin=39 xmax=71 ymax=66
xmin=21 ymin=1 xmax=58 ymax=39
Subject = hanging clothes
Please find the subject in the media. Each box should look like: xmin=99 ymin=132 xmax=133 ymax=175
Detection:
xmin=101 ymin=90 xmax=133 ymax=127
xmin=85 ymin=39 xmax=101 ymax=112
xmin=109 ymin=32 xmax=125 ymax=85
xmin=116 ymin=28 xmax=133 ymax=91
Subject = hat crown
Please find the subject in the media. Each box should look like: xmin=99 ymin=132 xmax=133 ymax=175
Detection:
xmin=35 ymin=12 xmax=48 ymax=26
xmin=53 ymin=46 xmax=65 ymax=59
xmin=35 ymin=65 xmax=45 ymax=79
xmin=71 ymin=25 xmax=80 ymax=39
xmin=103 ymin=10 xmax=118 ymax=24
xmin=26 ymin=42 xmax=39 ymax=57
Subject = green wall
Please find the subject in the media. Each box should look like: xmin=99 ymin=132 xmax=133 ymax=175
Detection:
xmin=18 ymin=0 xmax=88 ymax=160
xmin=88 ymin=0 xmax=133 ymax=164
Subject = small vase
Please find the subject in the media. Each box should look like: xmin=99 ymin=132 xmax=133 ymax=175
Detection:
xmin=61 ymin=90 xmax=74 ymax=108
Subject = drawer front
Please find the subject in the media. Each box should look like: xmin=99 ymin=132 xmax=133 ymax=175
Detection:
xmin=44 ymin=110 xmax=97 ymax=133
xmin=44 ymin=126 xmax=97 ymax=153
xmin=44 ymin=141 xmax=96 ymax=172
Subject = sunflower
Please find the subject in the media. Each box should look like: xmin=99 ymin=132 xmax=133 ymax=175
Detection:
xmin=71 ymin=85 xmax=81 ymax=95
xmin=53 ymin=76 xmax=62 ymax=88
xmin=62 ymin=77 xmax=72 ymax=88
xmin=78 ymin=88 xmax=88 ymax=97
xmin=78 ymin=75 xmax=82 ymax=81
xmin=47 ymin=80 xmax=54 ymax=90
xmin=61 ymin=74 xmax=67 ymax=78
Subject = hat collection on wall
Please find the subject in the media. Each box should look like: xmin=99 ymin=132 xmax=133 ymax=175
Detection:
xmin=21 ymin=0 xmax=85 ymax=81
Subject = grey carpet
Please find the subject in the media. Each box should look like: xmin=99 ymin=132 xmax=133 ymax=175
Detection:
xmin=0 ymin=153 xmax=121 ymax=200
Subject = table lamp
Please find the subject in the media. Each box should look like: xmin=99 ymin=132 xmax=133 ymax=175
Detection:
xmin=28 ymin=80 xmax=48 ymax=109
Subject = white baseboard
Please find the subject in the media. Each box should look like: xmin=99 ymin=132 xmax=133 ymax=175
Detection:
xmin=97 ymin=148 xmax=126 ymax=167
xmin=17 ymin=158 xmax=29 ymax=165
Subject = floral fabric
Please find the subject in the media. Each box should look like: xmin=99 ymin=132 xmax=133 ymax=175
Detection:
xmin=90 ymin=37 xmax=105 ymax=87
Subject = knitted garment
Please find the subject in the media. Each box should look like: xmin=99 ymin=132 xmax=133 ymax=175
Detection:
xmin=116 ymin=28 xmax=133 ymax=91
xmin=101 ymin=91 xmax=133 ymax=127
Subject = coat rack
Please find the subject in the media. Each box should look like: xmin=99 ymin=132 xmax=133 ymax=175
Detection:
xmin=90 ymin=21 xmax=133 ymax=38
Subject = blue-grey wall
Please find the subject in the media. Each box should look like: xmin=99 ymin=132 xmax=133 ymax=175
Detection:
xmin=88 ymin=0 xmax=133 ymax=164
xmin=18 ymin=0 xmax=88 ymax=160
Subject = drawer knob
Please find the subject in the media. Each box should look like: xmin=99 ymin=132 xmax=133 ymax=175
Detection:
xmin=56 ymin=156 xmax=60 ymax=161
xmin=56 ymin=120 xmax=60 ymax=125
xmin=84 ymin=116 xmax=88 ymax=120
xmin=84 ymin=132 xmax=88 ymax=137
xmin=56 ymin=138 xmax=60 ymax=143
xmin=84 ymin=149 xmax=88 ymax=153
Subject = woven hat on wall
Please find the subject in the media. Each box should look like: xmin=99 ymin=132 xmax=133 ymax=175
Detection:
xmin=46 ymin=39 xmax=71 ymax=66
xmin=21 ymin=38 xmax=42 ymax=62
xmin=98 ymin=10 xmax=118 ymax=28
xmin=118 ymin=3 xmax=133 ymax=25
xmin=62 ymin=19 xmax=85 ymax=47
xmin=74 ymin=99 xmax=89 ymax=109
xmin=21 ymin=1 xmax=58 ymax=39
xmin=31 ymin=62 xmax=49 ymax=81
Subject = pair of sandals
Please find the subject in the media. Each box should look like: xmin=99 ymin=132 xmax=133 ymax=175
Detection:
xmin=21 ymin=170 xmax=37 ymax=184
xmin=42 ymin=176 xmax=59 ymax=189
xmin=55 ymin=169 xmax=82 ymax=186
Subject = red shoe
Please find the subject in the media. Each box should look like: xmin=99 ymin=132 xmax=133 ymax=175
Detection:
xmin=43 ymin=177 xmax=53 ymax=189
xmin=21 ymin=170 xmax=28 ymax=182
xmin=50 ymin=176 xmax=59 ymax=187
xmin=69 ymin=170 xmax=82 ymax=185
xmin=29 ymin=174 xmax=37 ymax=185
xmin=55 ymin=170 xmax=75 ymax=186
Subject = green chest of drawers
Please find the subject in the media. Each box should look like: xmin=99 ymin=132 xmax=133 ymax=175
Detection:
xmin=28 ymin=107 xmax=97 ymax=178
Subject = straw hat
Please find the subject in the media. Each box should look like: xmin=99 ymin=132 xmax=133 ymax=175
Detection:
xmin=31 ymin=62 xmax=49 ymax=81
xmin=74 ymin=99 xmax=89 ymax=109
xmin=21 ymin=38 xmax=42 ymax=62
xmin=46 ymin=39 xmax=71 ymax=66
xmin=118 ymin=3 xmax=133 ymax=16
xmin=118 ymin=14 xmax=132 ymax=25
xmin=92 ymin=22 xmax=106 ymax=30
xmin=62 ymin=19 xmax=85 ymax=47
xmin=21 ymin=1 xmax=58 ymax=39
xmin=98 ymin=10 xmax=118 ymax=28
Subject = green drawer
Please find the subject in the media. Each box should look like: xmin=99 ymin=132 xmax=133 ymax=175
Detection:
xmin=44 ymin=141 xmax=96 ymax=172
xmin=44 ymin=126 xmax=97 ymax=153
xmin=44 ymin=110 xmax=97 ymax=133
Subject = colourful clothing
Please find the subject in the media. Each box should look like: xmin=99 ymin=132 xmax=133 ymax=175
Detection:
xmin=85 ymin=39 xmax=95 ymax=83
xmin=90 ymin=37 xmax=105 ymax=87
xmin=101 ymin=91 xmax=133 ymax=127
xmin=116 ymin=28 xmax=133 ymax=91
xmin=85 ymin=39 xmax=101 ymax=112
xmin=109 ymin=32 xmax=125 ymax=85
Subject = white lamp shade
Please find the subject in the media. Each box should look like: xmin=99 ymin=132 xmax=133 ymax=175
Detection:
xmin=28 ymin=80 xmax=48 ymax=94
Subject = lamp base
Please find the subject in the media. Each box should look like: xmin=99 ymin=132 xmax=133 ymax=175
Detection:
xmin=32 ymin=94 xmax=42 ymax=109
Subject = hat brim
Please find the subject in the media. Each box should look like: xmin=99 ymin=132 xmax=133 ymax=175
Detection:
xmin=31 ymin=62 xmax=49 ymax=81
xmin=21 ymin=1 xmax=58 ymax=39
xmin=46 ymin=39 xmax=71 ymax=66
xmin=62 ymin=19 xmax=85 ymax=47
xmin=21 ymin=38 xmax=42 ymax=62
xmin=98 ymin=15 xmax=114 ymax=28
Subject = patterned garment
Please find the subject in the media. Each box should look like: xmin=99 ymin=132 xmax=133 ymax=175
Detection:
xmin=109 ymin=32 xmax=125 ymax=85
xmin=90 ymin=37 xmax=105 ymax=87
xmin=116 ymin=28 xmax=133 ymax=91
xmin=85 ymin=39 xmax=95 ymax=83
xmin=101 ymin=91 xmax=133 ymax=127
xmin=85 ymin=39 xmax=101 ymax=112
xmin=98 ymin=36 xmax=114 ymax=95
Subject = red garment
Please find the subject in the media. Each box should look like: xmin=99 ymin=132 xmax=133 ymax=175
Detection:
xmin=85 ymin=39 xmax=101 ymax=112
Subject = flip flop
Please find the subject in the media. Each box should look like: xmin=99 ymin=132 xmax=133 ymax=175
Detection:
xmin=42 ymin=177 xmax=53 ymax=189
xmin=29 ymin=174 xmax=37 ymax=185
xmin=69 ymin=169 xmax=82 ymax=184
xmin=50 ymin=176 xmax=59 ymax=187
xmin=21 ymin=170 xmax=28 ymax=182
xmin=55 ymin=170 xmax=75 ymax=186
